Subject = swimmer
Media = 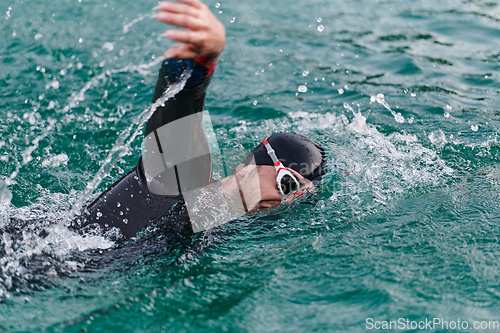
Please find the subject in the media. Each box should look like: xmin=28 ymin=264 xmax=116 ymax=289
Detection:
xmin=71 ymin=0 xmax=326 ymax=238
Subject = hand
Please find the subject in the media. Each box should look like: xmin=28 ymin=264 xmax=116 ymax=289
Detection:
xmin=157 ymin=0 xmax=226 ymax=60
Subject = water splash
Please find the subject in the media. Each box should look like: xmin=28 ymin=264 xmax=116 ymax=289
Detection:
xmin=60 ymin=57 xmax=163 ymax=114
xmin=0 ymin=59 xmax=192 ymax=294
xmin=370 ymin=93 xmax=404 ymax=123
xmin=223 ymin=107 xmax=453 ymax=221
xmin=0 ymin=191 xmax=114 ymax=298
xmin=3 ymin=118 xmax=56 ymax=190
xmin=1 ymin=57 xmax=165 ymax=206
xmin=123 ymin=10 xmax=157 ymax=34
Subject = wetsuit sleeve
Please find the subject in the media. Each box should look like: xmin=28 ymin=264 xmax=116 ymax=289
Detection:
xmin=145 ymin=56 xmax=217 ymax=136
xmin=73 ymin=56 xmax=218 ymax=239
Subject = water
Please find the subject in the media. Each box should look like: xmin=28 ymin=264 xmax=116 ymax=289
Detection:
xmin=0 ymin=0 xmax=499 ymax=331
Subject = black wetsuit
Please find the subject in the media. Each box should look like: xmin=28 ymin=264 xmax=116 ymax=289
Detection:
xmin=72 ymin=56 xmax=217 ymax=238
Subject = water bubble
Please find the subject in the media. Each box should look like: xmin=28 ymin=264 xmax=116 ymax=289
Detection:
xmin=331 ymin=82 xmax=335 ymax=87
xmin=41 ymin=153 xmax=68 ymax=167
xmin=343 ymin=102 xmax=354 ymax=112
xmin=50 ymin=80 xmax=60 ymax=90
xmin=317 ymin=25 xmax=324 ymax=32
xmin=96 ymin=211 xmax=102 ymax=219
xmin=76 ymin=62 xmax=83 ymax=70
xmin=230 ymin=17 xmax=236 ymax=23
xmin=317 ymin=17 xmax=322 ymax=23
xmin=444 ymin=112 xmax=450 ymax=118
xmin=429 ymin=130 xmax=447 ymax=146
xmin=34 ymin=33 xmax=42 ymax=40
xmin=119 ymin=211 xmax=124 ymax=216
xmin=302 ymin=71 xmax=309 ymax=76
xmin=337 ymin=88 xmax=344 ymax=95
xmin=102 ymin=42 xmax=114 ymax=51
xmin=123 ymin=218 xmax=128 ymax=224
xmin=117 ymin=202 xmax=121 ymax=207
xmin=471 ymin=124 xmax=479 ymax=132
xmin=445 ymin=105 xmax=452 ymax=110
xmin=394 ymin=113 xmax=404 ymax=123
xmin=79 ymin=38 xmax=83 ymax=43
xmin=408 ymin=116 xmax=414 ymax=124
xmin=410 ymin=92 xmax=416 ymax=97
xmin=298 ymin=85 xmax=307 ymax=93
xmin=215 ymin=2 xmax=220 ymax=8
xmin=253 ymin=100 xmax=258 ymax=105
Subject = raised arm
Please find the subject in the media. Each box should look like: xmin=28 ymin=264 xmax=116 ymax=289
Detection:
xmin=146 ymin=0 xmax=225 ymax=136
xmin=77 ymin=1 xmax=226 ymax=238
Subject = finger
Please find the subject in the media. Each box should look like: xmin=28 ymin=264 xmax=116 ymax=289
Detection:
xmin=157 ymin=1 xmax=199 ymax=17
xmin=157 ymin=12 xmax=205 ymax=30
xmin=172 ymin=0 xmax=203 ymax=9
xmin=164 ymin=44 xmax=198 ymax=59
xmin=165 ymin=29 xmax=205 ymax=45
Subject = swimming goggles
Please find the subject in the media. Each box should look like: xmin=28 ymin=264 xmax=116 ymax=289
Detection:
xmin=262 ymin=137 xmax=301 ymax=196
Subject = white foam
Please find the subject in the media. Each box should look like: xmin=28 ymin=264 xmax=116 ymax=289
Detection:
xmin=41 ymin=153 xmax=69 ymax=168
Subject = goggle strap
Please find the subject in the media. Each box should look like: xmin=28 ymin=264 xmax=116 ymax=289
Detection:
xmin=262 ymin=140 xmax=279 ymax=165
xmin=262 ymin=137 xmax=301 ymax=196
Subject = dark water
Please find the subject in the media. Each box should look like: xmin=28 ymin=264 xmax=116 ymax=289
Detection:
xmin=0 ymin=0 xmax=499 ymax=331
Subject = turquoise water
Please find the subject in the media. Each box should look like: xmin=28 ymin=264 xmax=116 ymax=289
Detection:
xmin=1 ymin=0 xmax=499 ymax=331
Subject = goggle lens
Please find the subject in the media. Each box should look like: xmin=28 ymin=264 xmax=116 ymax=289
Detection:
xmin=280 ymin=174 xmax=300 ymax=195
xmin=262 ymin=137 xmax=302 ymax=196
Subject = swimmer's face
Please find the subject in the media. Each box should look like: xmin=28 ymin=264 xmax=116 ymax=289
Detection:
xmin=222 ymin=164 xmax=313 ymax=213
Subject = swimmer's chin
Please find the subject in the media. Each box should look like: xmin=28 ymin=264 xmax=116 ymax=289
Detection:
xmin=247 ymin=201 xmax=282 ymax=215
